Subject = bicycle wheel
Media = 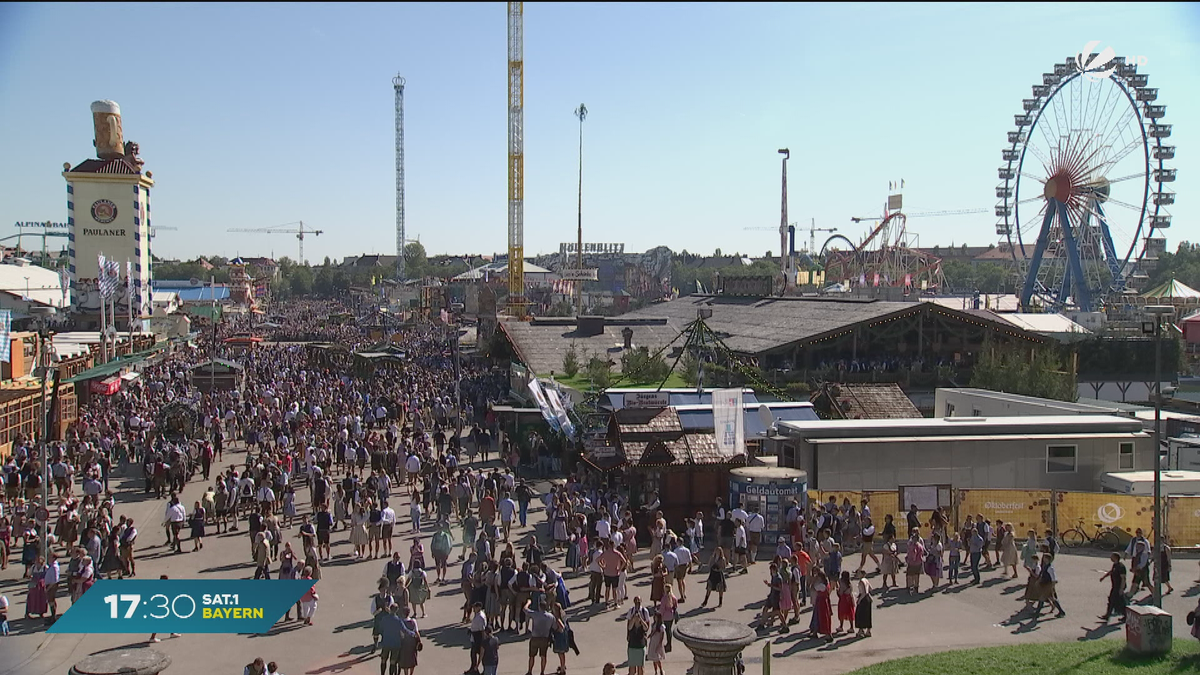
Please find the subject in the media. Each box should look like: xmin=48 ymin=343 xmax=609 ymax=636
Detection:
xmin=1095 ymin=530 xmax=1120 ymax=551
xmin=1061 ymin=529 xmax=1086 ymax=548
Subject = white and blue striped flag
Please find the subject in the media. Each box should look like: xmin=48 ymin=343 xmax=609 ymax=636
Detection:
xmin=0 ymin=310 xmax=12 ymax=362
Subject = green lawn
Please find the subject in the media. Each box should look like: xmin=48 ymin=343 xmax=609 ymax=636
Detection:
xmin=543 ymin=371 xmax=691 ymax=393
xmin=847 ymin=640 xmax=1200 ymax=675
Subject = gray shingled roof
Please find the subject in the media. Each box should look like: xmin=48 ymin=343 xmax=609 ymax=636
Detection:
xmin=618 ymin=295 xmax=926 ymax=354
xmin=500 ymin=318 xmax=684 ymax=376
xmin=501 ymin=295 xmax=1046 ymax=373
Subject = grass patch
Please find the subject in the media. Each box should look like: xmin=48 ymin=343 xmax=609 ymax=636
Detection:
xmin=846 ymin=639 xmax=1200 ymax=675
xmin=544 ymin=372 xmax=691 ymax=393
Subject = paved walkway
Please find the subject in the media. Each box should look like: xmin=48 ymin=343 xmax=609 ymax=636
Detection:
xmin=2 ymin=444 xmax=1198 ymax=675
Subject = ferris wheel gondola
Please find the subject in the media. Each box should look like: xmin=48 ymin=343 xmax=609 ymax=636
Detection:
xmin=997 ymin=53 xmax=1176 ymax=311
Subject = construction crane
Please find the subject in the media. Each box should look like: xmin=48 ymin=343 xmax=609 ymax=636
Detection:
xmin=506 ymin=1 xmax=525 ymax=318
xmin=227 ymin=221 xmax=323 ymax=264
xmin=743 ymin=219 xmax=838 ymax=255
xmin=850 ymin=207 xmax=988 ymax=223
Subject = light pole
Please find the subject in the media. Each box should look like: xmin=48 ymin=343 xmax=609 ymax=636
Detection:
xmin=574 ymin=103 xmax=588 ymax=317
xmin=29 ymin=305 xmax=57 ymax=563
xmin=1145 ymin=304 xmax=1174 ymax=608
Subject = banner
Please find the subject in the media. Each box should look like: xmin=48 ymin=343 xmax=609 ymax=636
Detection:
xmin=1055 ymin=491 xmax=1153 ymax=540
xmin=0 ymin=309 xmax=10 ymax=362
xmin=49 ymin=579 xmax=314 ymax=634
xmin=957 ymin=489 xmax=1052 ymax=534
xmin=527 ymin=379 xmax=560 ymax=433
xmin=1167 ymin=496 xmax=1200 ymax=547
xmin=712 ymin=388 xmax=744 ymax=458
xmin=544 ymin=384 xmax=576 ymax=438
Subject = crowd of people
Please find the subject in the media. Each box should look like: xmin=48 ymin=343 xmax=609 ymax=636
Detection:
xmin=2 ymin=294 xmax=1200 ymax=675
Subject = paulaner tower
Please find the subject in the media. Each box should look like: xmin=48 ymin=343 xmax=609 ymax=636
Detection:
xmin=63 ymin=100 xmax=154 ymax=319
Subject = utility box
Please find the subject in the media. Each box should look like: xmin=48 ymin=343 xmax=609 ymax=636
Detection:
xmin=1125 ymin=604 xmax=1172 ymax=655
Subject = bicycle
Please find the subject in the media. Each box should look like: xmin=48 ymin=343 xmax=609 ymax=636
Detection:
xmin=1060 ymin=518 xmax=1121 ymax=550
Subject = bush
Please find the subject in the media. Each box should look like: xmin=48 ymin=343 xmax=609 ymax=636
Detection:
xmin=586 ymin=355 xmax=613 ymax=389
xmin=785 ymin=381 xmax=811 ymax=397
xmin=562 ymin=342 xmax=580 ymax=378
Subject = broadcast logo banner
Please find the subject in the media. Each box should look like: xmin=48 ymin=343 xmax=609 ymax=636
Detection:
xmin=49 ymin=579 xmax=315 ymax=634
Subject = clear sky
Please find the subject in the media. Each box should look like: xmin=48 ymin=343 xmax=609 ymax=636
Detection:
xmin=1 ymin=2 xmax=1197 ymax=264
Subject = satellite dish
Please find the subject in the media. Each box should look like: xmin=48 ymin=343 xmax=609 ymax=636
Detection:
xmin=757 ymin=404 xmax=775 ymax=430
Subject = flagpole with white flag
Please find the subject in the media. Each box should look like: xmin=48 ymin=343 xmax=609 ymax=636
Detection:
xmin=126 ymin=259 xmax=134 ymax=349
xmin=98 ymin=253 xmax=107 ymax=362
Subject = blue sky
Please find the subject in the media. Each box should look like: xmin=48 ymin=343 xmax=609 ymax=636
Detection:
xmin=1 ymin=2 xmax=1197 ymax=264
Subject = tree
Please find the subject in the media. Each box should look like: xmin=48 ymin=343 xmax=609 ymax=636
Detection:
xmin=620 ymin=346 xmax=670 ymax=384
xmin=562 ymin=342 xmax=580 ymax=378
xmin=586 ymin=354 xmax=613 ymax=390
xmin=969 ymin=342 xmax=1077 ymax=402
xmin=1148 ymin=242 xmax=1200 ymax=291
xmin=404 ymin=242 xmax=429 ymax=279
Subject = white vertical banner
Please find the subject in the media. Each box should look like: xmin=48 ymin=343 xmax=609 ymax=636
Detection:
xmin=712 ymin=388 xmax=744 ymax=457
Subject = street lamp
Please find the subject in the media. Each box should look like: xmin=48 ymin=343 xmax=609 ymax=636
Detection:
xmin=1145 ymin=304 xmax=1174 ymax=608
xmin=29 ymin=305 xmax=57 ymax=563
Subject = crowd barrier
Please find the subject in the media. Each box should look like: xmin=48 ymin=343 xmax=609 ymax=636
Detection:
xmin=805 ymin=487 xmax=1198 ymax=548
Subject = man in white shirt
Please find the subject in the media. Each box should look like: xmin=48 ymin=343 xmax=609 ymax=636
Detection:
xmin=498 ymin=494 xmax=517 ymax=541
xmin=746 ymin=509 xmax=765 ymax=564
xmin=672 ymin=540 xmax=693 ymax=602
xmin=165 ymin=497 xmax=187 ymax=553
xmin=596 ymin=513 xmax=611 ymax=543
xmin=380 ymin=501 xmax=396 ymax=555
xmin=733 ymin=520 xmax=749 ymax=572
xmin=404 ymin=454 xmax=421 ymax=493
xmin=257 ymin=484 xmax=276 ymax=510
xmin=43 ymin=552 xmax=61 ymax=617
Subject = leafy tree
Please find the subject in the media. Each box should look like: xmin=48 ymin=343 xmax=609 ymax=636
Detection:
xmin=404 ymin=242 xmax=429 ymax=279
xmin=586 ymin=354 xmax=613 ymax=389
xmin=969 ymin=342 xmax=1077 ymax=402
xmin=562 ymin=342 xmax=580 ymax=378
xmin=679 ymin=350 xmax=700 ymax=386
xmin=619 ymin=346 xmax=670 ymax=384
xmin=1148 ymin=242 xmax=1200 ymax=291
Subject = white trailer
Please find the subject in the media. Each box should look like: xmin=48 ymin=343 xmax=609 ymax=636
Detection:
xmin=1101 ymin=470 xmax=1200 ymax=496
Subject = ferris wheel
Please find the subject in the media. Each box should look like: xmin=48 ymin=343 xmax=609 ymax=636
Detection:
xmin=996 ymin=51 xmax=1175 ymax=312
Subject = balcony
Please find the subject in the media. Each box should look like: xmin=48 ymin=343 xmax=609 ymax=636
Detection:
xmin=996 ymin=223 xmax=1011 ymax=236
xmin=998 ymin=167 xmax=1016 ymax=179
xmin=1008 ymin=131 xmax=1027 ymax=144
xmin=1154 ymin=192 xmax=1175 ymax=206
xmin=1014 ymin=114 xmax=1032 ymax=127
xmin=1032 ymin=85 xmax=1050 ymax=98
xmin=1154 ymin=168 xmax=1176 ymax=183
xmin=1149 ymin=215 xmax=1171 ymax=229
xmin=1023 ymin=98 xmax=1041 ymax=112
xmin=1144 ymin=104 xmax=1166 ymax=119
xmin=1154 ymin=145 xmax=1175 ymax=160
xmin=1137 ymin=87 xmax=1158 ymax=102
xmin=1043 ymin=73 xmax=1062 ymax=86
xmin=995 ymin=204 xmax=1012 ymax=217
xmin=1127 ymin=74 xmax=1149 ymax=88
xmin=996 ymin=185 xmax=1013 ymax=199
xmin=1002 ymin=149 xmax=1020 ymax=161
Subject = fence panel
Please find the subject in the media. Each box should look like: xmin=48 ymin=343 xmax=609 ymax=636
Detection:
xmin=1167 ymin=496 xmax=1200 ymax=547
xmin=1054 ymin=491 xmax=1153 ymax=545
xmin=957 ymin=489 xmax=1053 ymax=534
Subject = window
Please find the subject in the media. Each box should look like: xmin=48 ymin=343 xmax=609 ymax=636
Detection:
xmin=972 ymin=408 xmax=982 ymax=417
xmin=1047 ymin=445 xmax=1077 ymax=473
xmin=1119 ymin=442 xmax=1135 ymax=470
xmin=945 ymin=402 xmax=955 ymax=417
